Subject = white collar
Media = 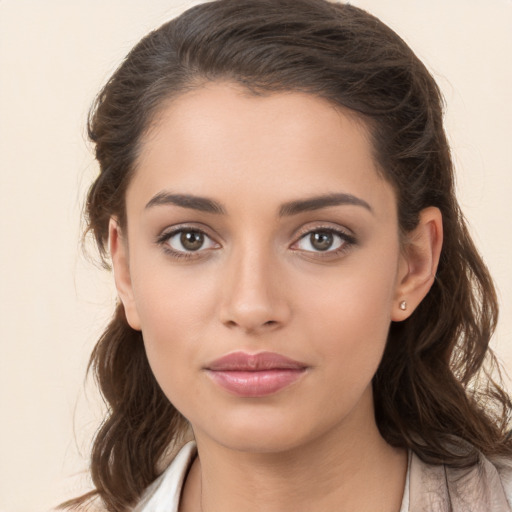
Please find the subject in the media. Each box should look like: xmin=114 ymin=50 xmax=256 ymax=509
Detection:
xmin=132 ymin=441 xmax=197 ymax=512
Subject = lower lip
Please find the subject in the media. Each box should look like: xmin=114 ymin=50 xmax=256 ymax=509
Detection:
xmin=206 ymin=369 xmax=306 ymax=397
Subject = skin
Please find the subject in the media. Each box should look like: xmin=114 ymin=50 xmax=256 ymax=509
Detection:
xmin=110 ymin=82 xmax=443 ymax=512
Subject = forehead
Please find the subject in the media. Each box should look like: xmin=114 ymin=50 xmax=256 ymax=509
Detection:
xmin=129 ymin=82 xmax=394 ymax=217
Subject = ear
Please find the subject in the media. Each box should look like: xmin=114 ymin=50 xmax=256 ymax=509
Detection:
xmin=109 ymin=217 xmax=141 ymax=331
xmin=391 ymin=206 xmax=443 ymax=321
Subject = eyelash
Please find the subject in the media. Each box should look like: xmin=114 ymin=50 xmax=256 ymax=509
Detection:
xmin=156 ymin=227 xmax=219 ymax=261
xmin=155 ymin=225 xmax=357 ymax=261
xmin=292 ymin=226 xmax=357 ymax=260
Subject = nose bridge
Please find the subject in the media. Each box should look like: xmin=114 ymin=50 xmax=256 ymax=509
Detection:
xmin=219 ymin=234 xmax=289 ymax=332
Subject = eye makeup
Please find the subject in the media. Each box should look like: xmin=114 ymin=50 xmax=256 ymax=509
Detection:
xmin=155 ymin=223 xmax=358 ymax=262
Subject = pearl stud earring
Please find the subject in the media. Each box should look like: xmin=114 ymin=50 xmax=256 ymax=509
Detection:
xmin=399 ymin=300 xmax=407 ymax=311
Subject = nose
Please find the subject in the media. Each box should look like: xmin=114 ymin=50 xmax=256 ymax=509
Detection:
xmin=218 ymin=242 xmax=291 ymax=335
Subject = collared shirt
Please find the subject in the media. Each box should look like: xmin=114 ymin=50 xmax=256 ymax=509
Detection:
xmin=133 ymin=441 xmax=512 ymax=511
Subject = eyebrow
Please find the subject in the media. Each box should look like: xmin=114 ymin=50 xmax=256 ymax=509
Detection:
xmin=279 ymin=193 xmax=373 ymax=216
xmin=146 ymin=192 xmax=226 ymax=214
xmin=145 ymin=191 xmax=373 ymax=216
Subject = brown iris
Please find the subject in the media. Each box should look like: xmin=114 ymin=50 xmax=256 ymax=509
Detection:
xmin=310 ymin=231 xmax=334 ymax=251
xmin=181 ymin=231 xmax=204 ymax=251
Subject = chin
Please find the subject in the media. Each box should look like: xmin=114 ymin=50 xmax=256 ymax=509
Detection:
xmin=192 ymin=406 xmax=337 ymax=455
xmin=218 ymin=430 xmax=308 ymax=454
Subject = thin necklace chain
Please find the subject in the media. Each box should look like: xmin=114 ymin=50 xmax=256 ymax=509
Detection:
xmin=199 ymin=471 xmax=205 ymax=512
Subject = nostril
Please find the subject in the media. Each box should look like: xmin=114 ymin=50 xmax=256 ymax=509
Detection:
xmin=222 ymin=319 xmax=279 ymax=333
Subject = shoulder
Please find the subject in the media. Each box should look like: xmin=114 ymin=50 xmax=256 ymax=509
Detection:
xmin=491 ymin=455 xmax=512 ymax=507
xmin=132 ymin=441 xmax=197 ymax=512
xmin=409 ymin=450 xmax=512 ymax=512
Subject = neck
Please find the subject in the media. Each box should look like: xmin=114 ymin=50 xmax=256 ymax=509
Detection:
xmin=180 ymin=391 xmax=407 ymax=512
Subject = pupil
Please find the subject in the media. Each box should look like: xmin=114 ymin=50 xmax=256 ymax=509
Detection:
xmin=311 ymin=231 xmax=333 ymax=251
xmin=181 ymin=231 xmax=203 ymax=251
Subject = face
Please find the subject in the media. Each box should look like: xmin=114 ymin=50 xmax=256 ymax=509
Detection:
xmin=112 ymin=82 xmax=415 ymax=454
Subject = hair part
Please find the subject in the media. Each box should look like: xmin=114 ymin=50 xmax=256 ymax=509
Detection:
xmin=62 ymin=0 xmax=511 ymax=510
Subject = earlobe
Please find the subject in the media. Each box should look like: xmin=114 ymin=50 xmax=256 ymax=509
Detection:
xmin=109 ymin=218 xmax=141 ymax=331
xmin=391 ymin=207 xmax=443 ymax=322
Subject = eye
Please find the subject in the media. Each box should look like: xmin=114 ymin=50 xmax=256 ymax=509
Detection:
xmin=157 ymin=227 xmax=219 ymax=258
xmin=293 ymin=228 xmax=356 ymax=255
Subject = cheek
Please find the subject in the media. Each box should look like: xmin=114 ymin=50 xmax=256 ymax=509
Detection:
xmin=300 ymin=250 xmax=399 ymax=381
xmin=130 ymin=246 xmax=216 ymax=335
xmin=138 ymin=305 xmax=202 ymax=416
xmin=130 ymin=267 xmax=216 ymax=401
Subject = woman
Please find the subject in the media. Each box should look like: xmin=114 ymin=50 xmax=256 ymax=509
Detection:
xmin=61 ymin=0 xmax=512 ymax=510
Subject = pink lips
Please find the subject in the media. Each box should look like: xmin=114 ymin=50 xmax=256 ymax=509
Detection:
xmin=204 ymin=351 xmax=308 ymax=397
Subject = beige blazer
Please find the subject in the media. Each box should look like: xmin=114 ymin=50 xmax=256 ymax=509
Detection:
xmin=410 ymin=450 xmax=512 ymax=511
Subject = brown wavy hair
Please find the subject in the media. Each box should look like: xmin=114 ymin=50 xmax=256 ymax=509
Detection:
xmin=61 ymin=0 xmax=512 ymax=510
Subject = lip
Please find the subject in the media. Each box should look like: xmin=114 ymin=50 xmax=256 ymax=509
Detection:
xmin=204 ymin=351 xmax=308 ymax=397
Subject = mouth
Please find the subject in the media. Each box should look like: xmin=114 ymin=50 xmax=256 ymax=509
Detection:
xmin=204 ymin=351 xmax=309 ymax=397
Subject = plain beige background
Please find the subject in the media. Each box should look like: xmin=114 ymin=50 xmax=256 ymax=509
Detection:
xmin=0 ymin=1 xmax=511 ymax=510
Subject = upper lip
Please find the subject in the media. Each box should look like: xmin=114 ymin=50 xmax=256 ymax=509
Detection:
xmin=205 ymin=351 xmax=308 ymax=371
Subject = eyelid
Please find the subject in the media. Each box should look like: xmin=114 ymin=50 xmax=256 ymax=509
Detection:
xmin=156 ymin=225 xmax=220 ymax=257
xmin=291 ymin=224 xmax=357 ymax=255
xmin=293 ymin=222 xmax=355 ymax=241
